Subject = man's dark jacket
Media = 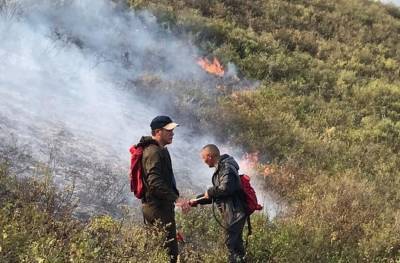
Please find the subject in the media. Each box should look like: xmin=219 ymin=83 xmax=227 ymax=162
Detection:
xmin=207 ymin=154 xmax=246 ymax=226
xmin=137 ymin=136 xmax=179 ymax=205
xmin=137 ymin=136 xmax=179 ymax=263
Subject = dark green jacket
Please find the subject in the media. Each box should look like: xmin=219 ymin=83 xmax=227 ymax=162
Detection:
xmin=138 ymin=136 xmax=179 ymax=206
xmin=207 ymin=154 xmax=246 ymax=226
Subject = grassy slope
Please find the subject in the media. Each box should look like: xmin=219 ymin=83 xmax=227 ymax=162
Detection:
xmin=127 ymin=0 xmax=400 ymax=261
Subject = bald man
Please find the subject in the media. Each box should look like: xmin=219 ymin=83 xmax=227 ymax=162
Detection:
xmin=191 ymin=144 xmax=247 ymax=263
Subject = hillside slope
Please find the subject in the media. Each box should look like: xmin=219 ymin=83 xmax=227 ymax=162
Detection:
xmin=0 ymin=0 xmax=399 ymax=261
xmin=128 ymin=0 xmax=400 ymax=261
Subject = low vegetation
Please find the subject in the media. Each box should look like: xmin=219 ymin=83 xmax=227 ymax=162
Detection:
xmin=127 ymin=0 xmax=400 ymax=261
xmin=1 ymin=0 xmax=400 ymax=261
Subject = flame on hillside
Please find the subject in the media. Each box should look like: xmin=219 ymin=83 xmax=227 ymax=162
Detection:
xmin=197 ymin=57 xmax=224 ymax=77
xmin=239 ymin=151 xmax=274 ymax=177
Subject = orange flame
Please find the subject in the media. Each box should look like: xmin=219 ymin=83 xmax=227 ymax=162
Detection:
xmin=263 ymin=164 xmax=273 ymax=177
xmin=239 ymin=151 xmax=274 ymax=177
xmin=197 ymin=57 xmax=224 ymax=77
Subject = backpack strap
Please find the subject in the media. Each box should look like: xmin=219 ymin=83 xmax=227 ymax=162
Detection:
xmin=247 ymin=216 xmax=252 ymax=236
xmin=244 ymin=215 xmax=252 ymax=249
xmin=141 ymin=169 xmax=149 ymax=203
xmin=138 ymin=141 xmax=160 ymax=196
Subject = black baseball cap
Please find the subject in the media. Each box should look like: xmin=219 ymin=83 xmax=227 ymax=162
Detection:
xmin=150 ymin=115 xmax=179 ymax=130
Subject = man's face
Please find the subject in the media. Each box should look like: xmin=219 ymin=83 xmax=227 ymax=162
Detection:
xmin=159 ymin=128 xmax=174 ymax=145
xmin=201 ymin=150 xmax=215 ymax=168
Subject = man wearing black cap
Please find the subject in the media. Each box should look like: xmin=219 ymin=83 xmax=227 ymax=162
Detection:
xmin=136 ymin=115 xmax=180 ymax=263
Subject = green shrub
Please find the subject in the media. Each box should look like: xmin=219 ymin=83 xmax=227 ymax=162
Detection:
xmin=0 ymin=163 xmax=169 ymax=262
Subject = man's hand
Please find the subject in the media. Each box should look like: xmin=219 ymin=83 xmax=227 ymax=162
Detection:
xmin=204 ymin=191 xmax=209 ymax=199
xmin=188 ymin=199 xmax=198 ymax=207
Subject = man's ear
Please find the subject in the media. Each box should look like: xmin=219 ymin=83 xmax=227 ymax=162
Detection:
xmin=153 ymin=129 xmax=161 ymax=136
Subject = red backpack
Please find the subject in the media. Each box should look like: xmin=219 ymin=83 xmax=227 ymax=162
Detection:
xmin=240 ymin=174 xmax=263 ymax=215
xmin=211 ymin=173 xmax=263 ymax=237
xmin=240 ymin=174 xmax=263 ymax=237
xmin=129 ymin=145 xmax=145 ymax=199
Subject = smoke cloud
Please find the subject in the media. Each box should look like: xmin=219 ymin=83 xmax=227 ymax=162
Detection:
xmin=0 ymin=0 xmax=279 ymax=218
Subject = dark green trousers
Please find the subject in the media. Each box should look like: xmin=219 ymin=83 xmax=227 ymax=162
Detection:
xmin=142 ymin=203 xmax=178 ymax=263
xmin=225 ymin=216 xmax=247 ymax=263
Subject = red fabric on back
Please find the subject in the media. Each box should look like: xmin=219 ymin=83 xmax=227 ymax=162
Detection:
xmin=129 ymin=145 xmax=144 ymax=199
xmin=240 ymin=174 xmax=263 ymax=215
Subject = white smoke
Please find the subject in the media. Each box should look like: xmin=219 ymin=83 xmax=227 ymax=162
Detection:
xmin=0 ymin=0 xmax=207 ymax=153
xmin=0 ymin=0 xmax=217 ymax=216
xmin=380 ymin=0 xmax=400 ymax=6
xmin=0 ymin=0 xmax=280 ymax=218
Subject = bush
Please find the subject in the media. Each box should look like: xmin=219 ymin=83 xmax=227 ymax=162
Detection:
xmin=0 ymin=162 xmax=169 ymax=262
